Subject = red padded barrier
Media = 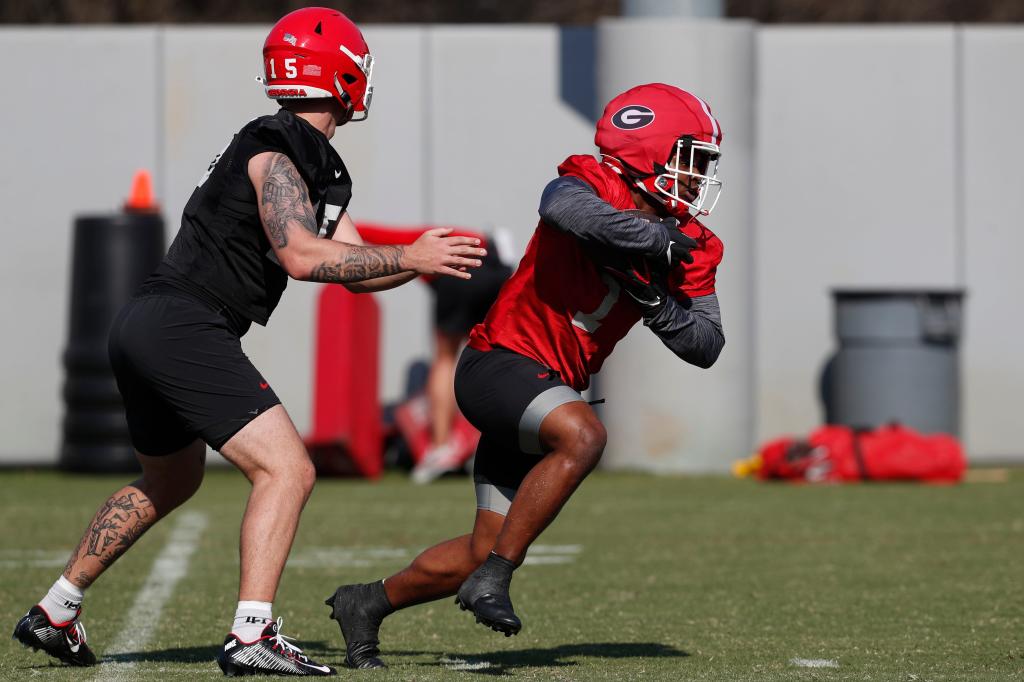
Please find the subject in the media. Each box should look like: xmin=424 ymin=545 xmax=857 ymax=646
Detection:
xmin=305 ymin=284 xmax=383 ymax=478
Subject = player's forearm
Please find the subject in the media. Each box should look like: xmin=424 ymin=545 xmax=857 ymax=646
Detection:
xmin=343 ymin=271 xmax=418 ymax=293
xmin=644 ymin=293 xmax=725 ymax=369
xmin=286 ymin=238 xmax=410 ymax=283
xmin=538 ymin=176 xmax=669 ymax=256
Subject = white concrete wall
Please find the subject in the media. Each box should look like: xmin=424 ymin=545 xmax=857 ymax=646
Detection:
xmin=595 ymin=18 xmax=757 ymax=472
xmin=425 ymin=25 xmax=593 ymax=239
xmin=755 ymin=26 xmax=961 ymax=443
xmin=960 ymin=28 xmax=1024 ymax=461
xmin=0 ymin=28 xmax=160 ymax=462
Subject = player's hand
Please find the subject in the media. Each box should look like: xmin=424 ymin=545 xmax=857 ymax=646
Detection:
xmin=603 ymin=260 xmax=669 ymax=312
xmin=402 ymin=228 xmax=486 ymax=280
xmin=659 ymin=218 xmax=697 ymax=268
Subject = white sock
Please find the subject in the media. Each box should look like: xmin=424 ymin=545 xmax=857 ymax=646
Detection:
xmin=232 ymin=601 xmax=273 ymax=642
xmin=39 ymin=576 xmax=84 ymax=625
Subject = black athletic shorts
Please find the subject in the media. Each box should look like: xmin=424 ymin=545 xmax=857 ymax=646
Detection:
xmin=455 ymin=346 xmax=584 ymax=515
xmin=430 ymin=250 xmax=511 ymax=336
xmin=107 ymin=284 xmax=281 ymax=455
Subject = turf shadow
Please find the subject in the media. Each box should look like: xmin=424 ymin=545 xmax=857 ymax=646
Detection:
xmin=396 ymin=642 xmax=689 ymax=674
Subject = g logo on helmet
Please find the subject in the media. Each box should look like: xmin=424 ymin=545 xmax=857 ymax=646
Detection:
xmin=611 ymin=105 xmax=655 ymax=130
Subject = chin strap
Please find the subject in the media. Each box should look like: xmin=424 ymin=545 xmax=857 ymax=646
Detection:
xmin=602 ymin=155 xmax=682 ymax=216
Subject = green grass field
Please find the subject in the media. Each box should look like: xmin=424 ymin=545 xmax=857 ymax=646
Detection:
xmin=1 ymin=468 xmax=1022 ymax=681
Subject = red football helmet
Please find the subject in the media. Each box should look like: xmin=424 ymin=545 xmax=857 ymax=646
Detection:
xmin=261 ymin=7 xmax=374 ymax=122
xmin=596 ymin=83 xmax=723 ymax=216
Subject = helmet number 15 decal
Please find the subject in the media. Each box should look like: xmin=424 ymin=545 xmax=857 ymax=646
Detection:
xmin=268 ymin=58 xmax=298 ymax=79
xmin=571 ymin=273 xmax=621 ymax=334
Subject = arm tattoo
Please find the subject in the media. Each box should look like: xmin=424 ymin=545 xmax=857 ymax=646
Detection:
xmin=260 ymin=153 xmax=319 ymax=248
xmin=310 ymin=245 xmax=406 ymax=283
xmin=63 ymin=491 xmax=156 ymax=584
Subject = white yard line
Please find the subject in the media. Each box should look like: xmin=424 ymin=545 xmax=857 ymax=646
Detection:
xmin=528 ymin=544 xmax=583 ymax=555
xmin=93 ymin=510 xmax=209 ymax=680
xmin=522 ymin=555 xmax=577 ymax=565
xmin=439 ymin=655 xmax=494 ymax=671
xmin=287 ymin=543 xmax=584 ymax=568
xmin=287 ymin=546 xmax=409 ymax=568
xmin=0 ymin=549 xmax=68 ymax=569
xmin=522 ymin=544 xmax=582 ymax=566
xmin=790 ymin=657 xmax=839 ymax=668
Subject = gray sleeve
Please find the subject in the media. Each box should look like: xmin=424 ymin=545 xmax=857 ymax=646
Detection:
xmin=642 ymin=293 xmax=725 ymax=369
xmin=538 ymin=176 xmax=669 ymax=257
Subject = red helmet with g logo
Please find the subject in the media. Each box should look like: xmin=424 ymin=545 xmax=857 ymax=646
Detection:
xmin=596 ymin=83 xmax=723 ymax=216
xmin=261 ymin=7 xmax=375 ymax=122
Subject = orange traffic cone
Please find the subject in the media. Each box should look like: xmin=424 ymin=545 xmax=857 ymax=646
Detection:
xmin=124 ymin=169 xmax=158 ymax=212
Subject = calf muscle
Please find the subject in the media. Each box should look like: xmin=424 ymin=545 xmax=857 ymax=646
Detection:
xmin=63 ymin=485 xmax=157 ymax=588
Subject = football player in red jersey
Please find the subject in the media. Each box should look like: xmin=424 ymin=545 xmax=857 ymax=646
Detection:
xmin=325 ymin=83 xmax=726 ymax=668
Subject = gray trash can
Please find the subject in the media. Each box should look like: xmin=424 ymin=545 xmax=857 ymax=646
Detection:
xmin=822 ymin=289 xmax=965 ymax=435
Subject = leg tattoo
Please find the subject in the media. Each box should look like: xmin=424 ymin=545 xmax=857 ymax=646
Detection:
xmin=63 ymin=489 xmax=156 ymax=587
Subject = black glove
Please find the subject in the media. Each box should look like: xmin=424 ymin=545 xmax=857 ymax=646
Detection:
xmin=658 ymin=217 xmax=697 ymax=268
xmin=603 ymin=259 xmax=669 ymax=312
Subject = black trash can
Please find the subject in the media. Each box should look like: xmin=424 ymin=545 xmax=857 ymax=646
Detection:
xmin=59 ymin=211 xmax=165 ymax=472
xmin=822 ymin=289 xmax=965 ymax=436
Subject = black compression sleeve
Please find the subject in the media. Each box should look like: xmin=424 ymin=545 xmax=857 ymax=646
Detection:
xmin=643 ymin=293 xmax=725 ymax=369
xmin=538 ymin=176 xmax=669 ymax=256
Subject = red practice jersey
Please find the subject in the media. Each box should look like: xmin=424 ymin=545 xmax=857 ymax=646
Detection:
xmin=468 ymin=154 xmax=723 ymax=391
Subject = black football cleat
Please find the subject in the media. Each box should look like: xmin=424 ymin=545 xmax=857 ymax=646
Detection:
xmin=12 ymin=605 xmax=97 ymax=666
xmin=217 ymin=617 xmax=335 ymax=676
xmin=455 ymin=566 xmax=522 ymax=637
xmin=324 ymin=585 xmax=387 ymax=669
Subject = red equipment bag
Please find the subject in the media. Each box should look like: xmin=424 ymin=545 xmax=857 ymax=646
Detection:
xmin=756 ymin=423 xmax=966 ymax=483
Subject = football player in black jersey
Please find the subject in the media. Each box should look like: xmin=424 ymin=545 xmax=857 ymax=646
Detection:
xmin=12 ymin=8 xmax=485 ymax=677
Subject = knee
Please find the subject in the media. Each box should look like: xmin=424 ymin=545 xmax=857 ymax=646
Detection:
xmin=251 ymin=450 xmax=316 ymax=492
xmin=564 ymin=420 xmax=606 ymax=475
xmin=264 ymin=457 xmax=316 ymax=499
xmin=285 ymin=456 xmax=318 ymax=501
xmin=296 ymin=457 xmax=317 ymax=497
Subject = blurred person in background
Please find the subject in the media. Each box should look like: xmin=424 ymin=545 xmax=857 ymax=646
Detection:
xmin=12 ymin=7 xmax=484 ymax=677
xmin=414 ymin=230 xmax=514 ymax=483
xmin=359 ymin=224 xmax=514 ymax=483
xmin=325 ymin=83 xmax=726 ymax=668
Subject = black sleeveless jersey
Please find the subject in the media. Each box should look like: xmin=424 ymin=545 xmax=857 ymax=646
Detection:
xmin=148 ymin=108 xmax=352 ymax=331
